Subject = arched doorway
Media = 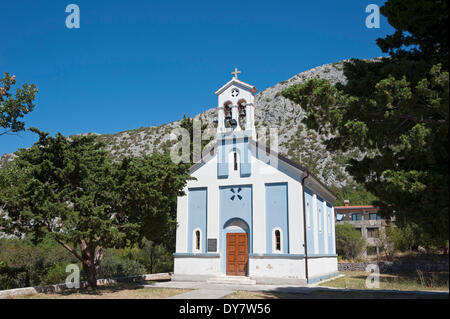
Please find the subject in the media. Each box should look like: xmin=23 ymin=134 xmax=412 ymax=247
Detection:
xmin=223 ymin=218 xmax=249 ymax=276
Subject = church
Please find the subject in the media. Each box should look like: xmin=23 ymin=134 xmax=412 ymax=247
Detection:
xmin=173 ymin=70 xmax=339 ymax=285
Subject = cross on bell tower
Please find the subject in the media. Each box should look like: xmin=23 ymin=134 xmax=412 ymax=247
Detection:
xmin=231 ymin=68 xmax=241 ymax=79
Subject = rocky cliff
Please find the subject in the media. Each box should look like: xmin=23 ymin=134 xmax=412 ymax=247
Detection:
xmin=1 ymin=60 xmax=361 ymax=188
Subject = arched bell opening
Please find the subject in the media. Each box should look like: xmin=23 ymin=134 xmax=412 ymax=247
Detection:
xmin=237 ymin=99 xmax=247 ymax=130
xmin=223 ymin=101 xmax=233 ymax=128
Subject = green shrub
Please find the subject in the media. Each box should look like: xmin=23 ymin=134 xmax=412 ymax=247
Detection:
xmin=0 ymin=236 xmax=172 ymax=289
xmin=0 ymin=236 xmax=78 ymax=289
xmin=335 ymin=224 xmax=366 ymax=260
xmin=41 ymin=263 xmax=73 ymax=285
xmin=374 ymin=227 xmax=397 ymax=260
xmin=113 ymin=239 xmax=174 ymax=274
xmin=97 ymin=251 xmax=146 ymax=279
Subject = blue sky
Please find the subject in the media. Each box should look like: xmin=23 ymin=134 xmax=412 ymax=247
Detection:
xmin=0 ymin=0 xmax=392 ymax=155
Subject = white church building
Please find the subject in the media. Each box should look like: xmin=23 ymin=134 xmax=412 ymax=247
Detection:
xmin=173 ymin=70 xmax=338 ymax=285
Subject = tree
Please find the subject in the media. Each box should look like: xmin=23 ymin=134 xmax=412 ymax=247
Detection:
xmin=114 ymin=150 xmax=192 ymax=253
xmin=335 ymin=224 xmax=366 ymax=260
xmin=374 ymin=227 xmax=396 ymax=260
xmin=282 ymin=0 xmax=448 ymax=247
xmin=332 ymin=182 xmax=378 ymax=206
xmin=0 ymin=235 xmax=78 ymax=289
xmin=0 ymin=73 xmax=37 ymax=136
xmin=376 ymin=0 xmax=448 ymax=68
xmin=388 ymin=223 xmax=418 ymax=252
xmin=179 ymin=114 xmax=215 ymax=164
xmin=390 ymin=220 xmax=440 ymax=252
xmin=0 ymin=129 xmax=190 ymax=287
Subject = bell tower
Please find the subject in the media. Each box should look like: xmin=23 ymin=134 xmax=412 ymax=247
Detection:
xmin=214 ymin=68 xmax=257 ymax=140
xmin=214 ymin=69 xmax=257 ymax=179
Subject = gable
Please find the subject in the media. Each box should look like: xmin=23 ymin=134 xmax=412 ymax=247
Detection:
xmin=215 ymin=78 xmax=257 ymax=96
xmin=188 ymin=140 xmax=336 ymax=203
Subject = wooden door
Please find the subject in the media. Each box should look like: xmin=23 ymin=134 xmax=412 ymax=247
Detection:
xmin=226 ymin=233 xmax=248 ymax=276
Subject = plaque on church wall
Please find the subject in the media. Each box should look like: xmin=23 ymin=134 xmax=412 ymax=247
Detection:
xmin=207 ymin=239 xmax=217 ymax=252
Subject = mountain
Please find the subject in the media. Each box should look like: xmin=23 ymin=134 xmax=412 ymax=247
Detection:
xmin=1 ymin=59 xmax=361 ymax=188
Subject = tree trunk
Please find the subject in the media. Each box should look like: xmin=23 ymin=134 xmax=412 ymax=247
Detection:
xmin=83 ymin=262 xmax=98 ymax=288
xmin=150 ymin=247 xmax=154 ymax=274
xmin=80 ymin=243 xmax=104 ymax=288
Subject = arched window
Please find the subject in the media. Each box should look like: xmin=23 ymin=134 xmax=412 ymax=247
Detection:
xmin=318 ymin=207 xmax=323 ymax=233
xmin=327 ymin=212 xmax=332 ymax=236
xmin=193 ymin=229 xmax=201 ymax=252
xmin=234 ymin=152 xmax=238 ymax=171
xmin=272 ymin=228 xmax=282 ymax=253
xmin=196 ymin=231 xmax=200 ymax=250
xmin=306 ymin=201 xmax=311 ymax=229
xmin=275 ymin=230 xmax=281 ymax=251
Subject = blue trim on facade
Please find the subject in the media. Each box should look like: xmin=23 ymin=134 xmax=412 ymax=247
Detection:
xmin=219 ymin=185 xmax=253 ymax=274
xmin=316 ymin=195 xmax=325 ymax=254
xmin=173 ymin=253 xmax=220 ymax=258
xmin=249 ymin=254 xmax=305 ymax=259
xmin=217 ymin=139 xmax=228 ymax=178
xmin=265 ymin=183 xmax=289 ymax=254
xmin=308 ymin=254 xmax=338 ymax=258
xmin=240 ymin=137 xmax=251 ymax=177
xmin=304 ymin=187 xmax=315 ymax=254
xmin=326 ymin=202 xmax=334 ymax=254
xmin=187 ymin=188 xmax=207 ymax=253
xmin=217 ymin=136 xmax=252 ymax=179
xmin=307 ymin=271 xmax=340 ymax=284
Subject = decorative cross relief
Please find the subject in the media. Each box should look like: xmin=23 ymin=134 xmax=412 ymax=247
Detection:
xmin=231 ymin=88 xmax=240 ymax=97
xmin=230 ymin=187 xmax=243 ymax=201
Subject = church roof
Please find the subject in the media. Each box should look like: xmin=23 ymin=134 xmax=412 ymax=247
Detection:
xmin=214 ymin=78 xmax=258 ymax=96
xmin=190 ymin=139 xmax=337 ymax=202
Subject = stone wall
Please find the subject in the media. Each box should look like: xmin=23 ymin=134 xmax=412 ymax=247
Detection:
xmin=338 ymin=261 xmax=449 ymax=272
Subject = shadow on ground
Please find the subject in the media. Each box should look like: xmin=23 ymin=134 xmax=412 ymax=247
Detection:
xmin=245 ymin=287 xmax=449 ymax=299
xmin=47 ymin=279 xmax=171 ymax=297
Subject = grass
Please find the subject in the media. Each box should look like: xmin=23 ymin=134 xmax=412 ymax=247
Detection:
xmin=8 ymin=282 xmax=191 ymax=299
xmin=319 ymin=270 xmax=449 ymax=291
xmin=226 ymin=269 xmax=449 ymax=299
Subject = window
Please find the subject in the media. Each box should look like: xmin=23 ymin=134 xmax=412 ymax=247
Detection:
xmin=318 ymin=207 xmax=322 ymax=232
xmin=194 ymin=230 xmax=201 ymax=252
xmin=272 ymin=228 xmax=282 ymax=253
xmin=306 ymin=201 xmax=311 ymax=228
xmin=234 ymin=152 xmax=238 ymax=171
xmin=352 ymin=213 xmax=362 ymax=221
xmin=275 ymin=230 xmax=281 ymax=251
xmin=367 ymin=227 xmax=378 ymax=238
xmin=367 ymin=246 xmax=378 ymax=255
xmin=369 ymin=213 xmax=377 ymax=220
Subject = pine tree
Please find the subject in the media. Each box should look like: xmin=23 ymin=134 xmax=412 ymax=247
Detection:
xmin=282 ymin=0 xmax=449 ymax=247
xmin=0 ymin=129 xmax=190 ymax=286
